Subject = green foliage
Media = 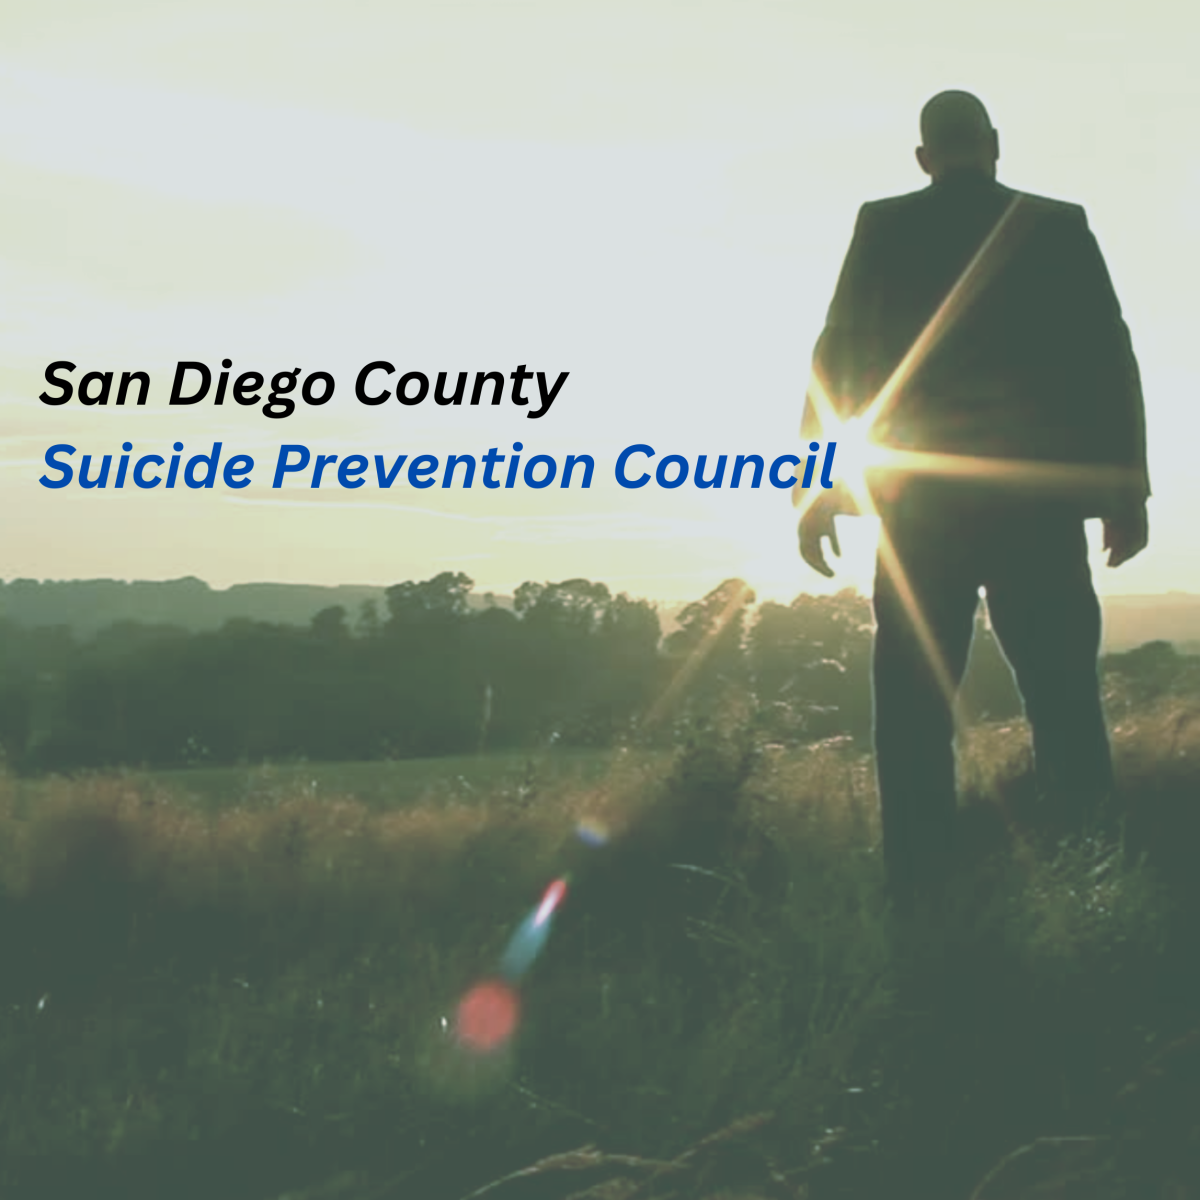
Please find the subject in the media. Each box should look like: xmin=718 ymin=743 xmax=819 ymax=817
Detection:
xmin=1104 ymin=639 xmax=1200 ymax=715
xmin=1 ymin=576 xmax=1194 ymax=803
xmin=747 ymin=588 xmax=873 ymax=742
xmin=2 ymin=574 xmax=667 ymax=771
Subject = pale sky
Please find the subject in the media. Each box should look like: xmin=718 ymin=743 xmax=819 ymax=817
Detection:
xmin=1 ymin=1 xmax=1195 ymax=603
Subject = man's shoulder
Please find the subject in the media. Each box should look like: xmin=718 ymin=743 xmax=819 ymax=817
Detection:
xmin=859 ymin=184 xmax=943 ymax=215
xmin=1008 ymin=188 xmax=1087 ymax=225
xmin=853 ymin=187 xmax=930 ymax=229
xmin=858 ymin=181 xmax=1087 ymax=227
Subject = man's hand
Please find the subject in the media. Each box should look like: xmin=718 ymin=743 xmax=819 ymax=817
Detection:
xmin=799 ymin=501 xmax=841 ymax=578
xmin=1102 ymin=503 xmax=1149 ymax=568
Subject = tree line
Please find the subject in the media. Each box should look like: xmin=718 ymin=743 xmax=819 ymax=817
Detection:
xmin=0 ymin=570 xmax=1152 ymax=773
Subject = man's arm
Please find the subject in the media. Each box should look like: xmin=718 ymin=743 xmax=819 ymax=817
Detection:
xmin=798 ymin=205 xmax=879 ymax=577
xmin=800 ymin=203 xmax=882 ymax=445
xmin=1065 ymin=208 xmax=1149 ymax=565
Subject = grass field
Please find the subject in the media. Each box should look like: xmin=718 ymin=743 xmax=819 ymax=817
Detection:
xmin=6 ymin=747 xmax=648 ymax=815
xmin=0 ymin=708 xmax=1198 ymax=1199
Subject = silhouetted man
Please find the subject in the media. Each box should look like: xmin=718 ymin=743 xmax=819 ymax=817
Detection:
xmin=797 ymin=91 xmax=1150 ymax=911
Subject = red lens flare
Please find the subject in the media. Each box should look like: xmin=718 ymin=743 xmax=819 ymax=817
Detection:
xmin=533 ymin=876 xmax=568 ymax=927
xmin=454 ymin=978 xmax=520 ymax=1053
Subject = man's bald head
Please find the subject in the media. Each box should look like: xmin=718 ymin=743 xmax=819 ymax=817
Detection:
xmin=916 ymin=90 xmax=999 ymax=181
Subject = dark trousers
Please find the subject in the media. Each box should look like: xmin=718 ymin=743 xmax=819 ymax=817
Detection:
xmin=872 ymin=494 xmax=1113 ymax=903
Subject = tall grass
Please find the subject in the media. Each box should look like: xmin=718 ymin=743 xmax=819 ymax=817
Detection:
xmin=0 ymin=702 xmax=1196 ymax=1199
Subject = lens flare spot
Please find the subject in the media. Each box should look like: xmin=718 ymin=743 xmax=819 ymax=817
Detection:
xmin=455 ymin=979 xmax=519 ymax=1053
xmin=576 ymin=818 xmax=610 ymax=847
xmin=534 ymin=876 xmax=569 ymax=927
xmin=499 ymin=910 xmax=551 ymax=980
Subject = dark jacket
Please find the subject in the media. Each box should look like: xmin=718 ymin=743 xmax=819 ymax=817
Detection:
xmin=801 ymin=169 xmax=1149 ymax=516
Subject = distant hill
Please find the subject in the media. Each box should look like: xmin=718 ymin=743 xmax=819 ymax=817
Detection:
xmin=648 ymin=594 xmax=1200 ymax=653
xmin=0 ymin=578 xmax=1197 ymax=653
xmin=1100 ymin=593 xmax=1200 ymax=652
xmin=0 ymin=577 xmax=392 ymax=636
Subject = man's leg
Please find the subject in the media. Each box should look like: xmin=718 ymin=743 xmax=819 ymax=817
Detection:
xmin=873 ymin=526 xmax=979 ymax=909
xmin=983 ymin=516 xmax=1113 ymax=825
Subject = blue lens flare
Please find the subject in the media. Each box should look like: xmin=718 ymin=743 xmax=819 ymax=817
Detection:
xmin=499 ymin=876 xmax=569 ymax=981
